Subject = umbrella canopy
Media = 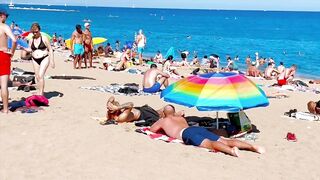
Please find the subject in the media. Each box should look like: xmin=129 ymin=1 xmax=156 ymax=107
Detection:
xmin=25 ymin=32 xmax=52 ymax=41
xmin=161 ymin=72 xmax=269 ymax=112
xmin=164 ymin=47 xmax=176 ymax=60
xmin=8 ymin=38 xmax=29 ymax=49
xmin=12 ymin=29 xmax=23 ymax=36
xmin=92 ymin=37 xmax=107 ymax=46
xmin=65 ymin=37 xmax=107 ymax=49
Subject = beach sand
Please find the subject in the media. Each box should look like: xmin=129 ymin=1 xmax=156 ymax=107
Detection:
xmin=1 ymin=51 xmax=320 ymax=179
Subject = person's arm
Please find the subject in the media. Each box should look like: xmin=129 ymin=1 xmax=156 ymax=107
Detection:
xmin=5 ymin=25 xmax=17 ymax=55
xmin=150 ymin=118 xmax=163 ymax=133
xmin=70 ymin=33 xmax=75 ymax=54
xmin=157 ymin=69 xmax=170 ymax=78
xmin=43 ymin=36 xmax=55 ymax=68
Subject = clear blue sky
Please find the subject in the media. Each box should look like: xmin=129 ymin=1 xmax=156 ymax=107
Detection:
xmin=5 ymin=0 xmax=320 ymax=11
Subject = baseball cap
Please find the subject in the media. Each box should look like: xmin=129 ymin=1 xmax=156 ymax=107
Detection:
xmin=84 ymin=22 xmax=90 ymax=27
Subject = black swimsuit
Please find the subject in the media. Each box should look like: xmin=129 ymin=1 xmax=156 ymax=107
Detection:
xmin=31 ymin=36 xmax=48 ymax=65
xmin=135 ymin=105 xmax=160 ymax=122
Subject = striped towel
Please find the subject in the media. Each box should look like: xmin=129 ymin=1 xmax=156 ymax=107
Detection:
xmin=135 ymin=127 xmax=183 ymax=143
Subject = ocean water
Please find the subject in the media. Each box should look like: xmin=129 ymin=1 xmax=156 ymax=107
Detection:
xmin=2 ymin=4 xmax=320 ymax=78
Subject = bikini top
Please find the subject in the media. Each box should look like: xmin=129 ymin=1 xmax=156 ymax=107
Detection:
xmin=31 ymin=36 xmax=47 ymax=51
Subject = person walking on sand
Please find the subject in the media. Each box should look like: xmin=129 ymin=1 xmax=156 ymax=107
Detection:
xmin=71 ymin=24 xmax=84 ymax=69
xmin=83 ymin=22 xmax=93 ymax=68
xmin=136 ymin=29 xmax=146 ymax=65
xmin=150 ymin=105 xmax=265 ymax=157
xmin=143 ymin=64 xmax=170 ymax=93
xmin=0 ymin=9 xmax=17 ymax=113
xmin=24 ymin=23 xmax=54 ymax=95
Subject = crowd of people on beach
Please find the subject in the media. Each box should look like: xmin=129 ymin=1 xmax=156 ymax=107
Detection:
xmin=1 ymin=8 xmax=319 ymax=158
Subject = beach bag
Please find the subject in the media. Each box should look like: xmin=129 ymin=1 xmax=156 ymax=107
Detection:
xmin=294 ymin=112 xmax=320 ymax=121
xmin=25 ymin=95 xmax=49 ymax=107
xmin=227 ymin=110 xmax=252 ymax=132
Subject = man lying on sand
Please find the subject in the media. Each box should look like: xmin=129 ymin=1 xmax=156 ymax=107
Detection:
xmin=105 ymin=96 xmax=183 ymax=123
xmin=143 ymin=64 xmax=170 ymax=93
xmin=150 ymin=105 xmax=265 ymax=157
xmin=307 ymin=100 xmax=320 ymax=115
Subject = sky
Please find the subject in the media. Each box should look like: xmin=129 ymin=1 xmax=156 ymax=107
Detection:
xmin=4 ymin=0 xmax=320 ymax=11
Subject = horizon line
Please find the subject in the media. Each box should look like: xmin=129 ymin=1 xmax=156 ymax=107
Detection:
xmin=4 ymin=3 xmax=320 ymax=13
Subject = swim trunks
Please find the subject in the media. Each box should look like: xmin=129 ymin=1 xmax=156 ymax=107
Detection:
xmin=278 ymin=78 xmax=287 ymax=86
xmin=0 ymin=51 xmax=11 ymax=76
xmin=143 ymin=82 xmax=161 ymax=93
xmin=73 ymin=44 xmax=84 ymax=55
xmin=84 ymin=43 xmax=93 ymax=53
xmin=137 ymin=46 xmax=144 ymax=54
xmin=182 ymin=126 xmax=220 ymax=146
xmin=135 ymin=105 xmax=160 ymax=122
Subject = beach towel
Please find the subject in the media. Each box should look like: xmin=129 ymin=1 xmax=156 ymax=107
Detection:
xmin=80 ymin=83 xmax=161 ymax=96
xmin=135 ymin=127 xmax=183 ymax=143
xmin=282 ymin=111 xmax=320 ymax=121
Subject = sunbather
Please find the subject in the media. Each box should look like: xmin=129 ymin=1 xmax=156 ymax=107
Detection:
xmin=307 ymin=100 xmax=320 ymax=115
xmin=106 ymin=96 xmax=184 ymax=123
xmin=150 ymin=105 xmax=265 ymax=157
xmin=143 ymin=64 xmax=170 ymax=93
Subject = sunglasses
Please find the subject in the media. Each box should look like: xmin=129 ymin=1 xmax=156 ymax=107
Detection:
xmin=33 ymin=31 xmax=39 ymax=34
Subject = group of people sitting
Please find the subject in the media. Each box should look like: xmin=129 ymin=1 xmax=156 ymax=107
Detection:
xmin=105 ymin=96 xmax=265 ymax=157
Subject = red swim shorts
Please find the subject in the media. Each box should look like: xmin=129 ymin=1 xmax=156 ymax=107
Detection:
xmin=278 ymin=79 xmax=287 ymax=86
xmin=0 ymin=51 xmax=11 ymax=76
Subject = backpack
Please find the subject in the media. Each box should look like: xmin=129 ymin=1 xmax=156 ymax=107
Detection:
xmin=227 ymin=110 xmax=252 ymax=133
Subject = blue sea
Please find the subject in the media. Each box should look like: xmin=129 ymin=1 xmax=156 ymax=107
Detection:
xmin=2 ymin=4 xmax=320 ymax=78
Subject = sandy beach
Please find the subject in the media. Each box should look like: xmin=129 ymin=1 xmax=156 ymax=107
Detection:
xmin=1 ymin=50 xmax=320 ymax=180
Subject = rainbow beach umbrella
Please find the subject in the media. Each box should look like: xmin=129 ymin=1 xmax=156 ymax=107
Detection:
xmin=161 ymin=72 xmax=269 ymax=127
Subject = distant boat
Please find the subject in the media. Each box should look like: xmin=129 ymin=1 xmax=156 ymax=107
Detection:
xmin=64 ymin=3 xmax=67 ymax=7
xmin=8 ymin=0 xmax=14 ymax=8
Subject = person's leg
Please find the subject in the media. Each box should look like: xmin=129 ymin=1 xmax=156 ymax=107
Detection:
xmin=33 ymin=58 xmax=49 ymax=95
xmin=78 ymin=54 xmax=83 ymax=69
xmin=73 ymin=55 xmax=78 ymax=69
xmin=157 ymin=77 xmax=168 ymax=88
xmin=115 ymin=61 xmax=124 ymax=70
xmin=200 ymin=139 xmax=240 ymax=157
xmin=219 ymin=137 xmax=265 ymax=154
xmin=83 ymin=52 xmax=88 ymax=68
xmin=89 ymin=51 xmax=93 ymax=68
xmin=0 ymin=75 xmax=9 ymax=113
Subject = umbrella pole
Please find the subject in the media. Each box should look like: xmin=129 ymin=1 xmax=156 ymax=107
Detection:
xmin=216 ymin=112 xmax=219 ymax=129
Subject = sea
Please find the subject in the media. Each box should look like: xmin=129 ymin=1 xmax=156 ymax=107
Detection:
xmin=2 ymin=4 xmax=320 ymax=78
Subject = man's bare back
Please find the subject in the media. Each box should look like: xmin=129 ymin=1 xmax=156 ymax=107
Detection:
xmin=72 ymin=30 xmax=83 ymax=45
xmin=151 ymin=116 xmax=189 ymax=140
xmin=143 ymin=68 xmax=159 ymax=88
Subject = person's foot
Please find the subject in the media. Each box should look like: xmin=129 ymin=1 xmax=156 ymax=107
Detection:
xmin=253 ymin=145 xmax=266 ymax=154
xmin=231 ymin=147 xmax=240 ymax=157
xmin=1 ymin=109 xmax=9 ymax=114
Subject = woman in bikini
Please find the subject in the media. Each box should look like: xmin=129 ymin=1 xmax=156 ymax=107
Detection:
xmin=25 ymin=23 xmax=55 ymax=95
